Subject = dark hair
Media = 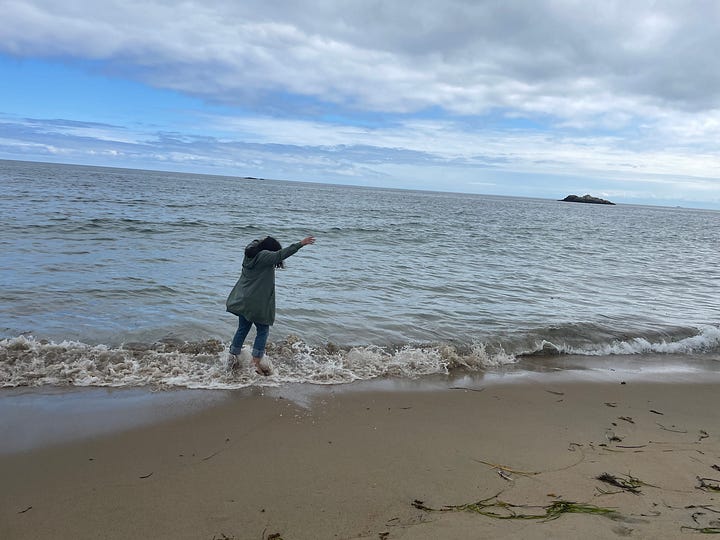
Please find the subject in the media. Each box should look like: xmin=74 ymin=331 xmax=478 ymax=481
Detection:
xmin=245 ymin=236 xmax=284 ymax=268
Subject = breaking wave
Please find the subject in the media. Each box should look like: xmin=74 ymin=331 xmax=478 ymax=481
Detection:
xmin=0 ymin=335 xmax=515 ymax=390
xmin=519 ymin=324 xmax=720 ymax=357
xmin=1 ymin=324 xmax=718 ymax=390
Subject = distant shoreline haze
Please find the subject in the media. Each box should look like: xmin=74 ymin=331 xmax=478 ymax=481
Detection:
xmin=0 ymin=158 xmax=716 ymax=210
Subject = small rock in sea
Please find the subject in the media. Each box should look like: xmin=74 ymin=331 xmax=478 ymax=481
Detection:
xmin=560 ymin=194 xmax=616 ymax=205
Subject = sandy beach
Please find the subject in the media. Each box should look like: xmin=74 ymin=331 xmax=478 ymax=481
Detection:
xmin=2 ymin=368 xmax=720 ymax=539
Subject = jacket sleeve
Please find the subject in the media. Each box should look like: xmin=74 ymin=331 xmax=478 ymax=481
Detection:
xmin=254 ymin=242 xmax=303 ymax=267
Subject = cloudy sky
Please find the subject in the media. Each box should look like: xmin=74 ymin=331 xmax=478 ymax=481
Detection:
xmin=2 ymin=0 xmax=720 ymax=208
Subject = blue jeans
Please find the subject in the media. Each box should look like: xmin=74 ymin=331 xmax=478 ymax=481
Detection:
xmin=230 ymin=314 xmax=269 ymax=358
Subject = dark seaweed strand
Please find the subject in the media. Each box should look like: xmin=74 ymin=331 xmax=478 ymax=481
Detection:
xmin=414 ymin=496 xmax=617 ymax=521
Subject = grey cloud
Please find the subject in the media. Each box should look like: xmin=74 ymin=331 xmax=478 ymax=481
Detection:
xmin=3 ymin=1 xmax=720 ymax=119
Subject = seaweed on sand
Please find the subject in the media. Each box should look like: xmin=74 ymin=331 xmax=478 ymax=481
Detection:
xmin=697 ymin=477 xmax=720 ymax=492
xmin=681 ymin=526 xmax=720 ymax=534
xmin=596 ymin=473 xmax=647 ymax=494
xmin=472 ymin=459 xmax=540 ymax=477
xmin=473 ymin=447 xmax=586 ymax=476
xmin=656 ymin=422 xmax=688 ymax=433
xmin=412 ymin=494 xmax=618 ymax=522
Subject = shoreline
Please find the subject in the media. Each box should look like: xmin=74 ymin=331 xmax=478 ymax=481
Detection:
xmin=2 ymin=365 xmax=720 ymax=538
xmin=3 ymin=353 xmax=720 ymax=455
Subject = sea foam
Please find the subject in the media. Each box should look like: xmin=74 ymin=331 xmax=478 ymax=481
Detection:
xmin=0 ymin=335 xmax=517 ymax=390
xmin=2 ymin=326 xmax=717 ymax=390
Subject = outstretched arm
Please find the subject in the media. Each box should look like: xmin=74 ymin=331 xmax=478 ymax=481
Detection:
xmin=255 ymin=236 xmax=316 ymax=266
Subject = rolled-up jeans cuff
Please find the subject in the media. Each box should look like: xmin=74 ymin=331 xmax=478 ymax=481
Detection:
xmin=252 ymin=348 xmax=265 ymax=358
xmin=229 ymin=346 xmax=242 ymax=355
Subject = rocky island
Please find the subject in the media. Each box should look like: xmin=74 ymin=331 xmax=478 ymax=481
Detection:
xmin=560 ymin=194 xmax=615 ymax=205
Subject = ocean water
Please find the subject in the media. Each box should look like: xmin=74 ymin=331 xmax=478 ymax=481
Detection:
xmin=1 ymin=159 xmax=719 ymax=389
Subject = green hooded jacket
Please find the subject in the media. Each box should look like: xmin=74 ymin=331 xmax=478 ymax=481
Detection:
xmin=225 ymin=242 xmax=303 ymax=325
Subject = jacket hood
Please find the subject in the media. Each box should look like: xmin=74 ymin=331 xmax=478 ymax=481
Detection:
xmin=244 ymin=239 xmax=262 ymax=258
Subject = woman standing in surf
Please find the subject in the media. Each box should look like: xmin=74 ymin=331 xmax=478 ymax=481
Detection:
xmin=226 ymin=235 xmax=315 ymax=375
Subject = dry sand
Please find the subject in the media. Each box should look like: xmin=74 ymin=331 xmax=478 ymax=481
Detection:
xmin=2 ymin=371 xmax=720 ymax=539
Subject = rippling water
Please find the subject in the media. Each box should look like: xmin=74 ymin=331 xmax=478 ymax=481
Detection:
xmin=1 ymin=159 xmax=718 ymax=388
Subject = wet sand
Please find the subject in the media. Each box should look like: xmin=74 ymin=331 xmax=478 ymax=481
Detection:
xmin=2 ymin=371 xmax=720 ymax=539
